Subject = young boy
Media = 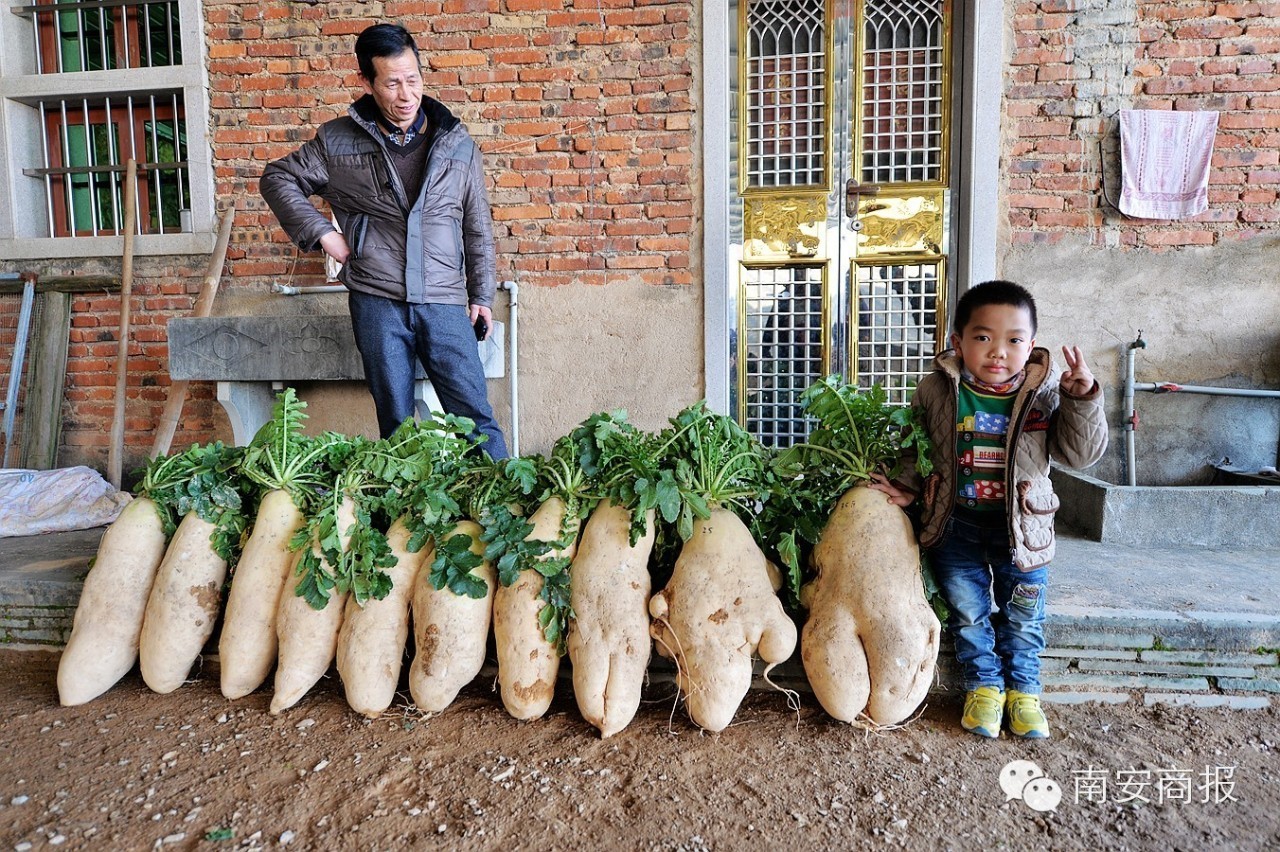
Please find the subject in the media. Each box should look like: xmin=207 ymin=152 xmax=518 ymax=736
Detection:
xmin=872 ymin=280 xmax=1107 ymax=739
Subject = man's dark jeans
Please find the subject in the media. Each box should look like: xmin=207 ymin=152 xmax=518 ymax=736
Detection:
xmin=348 ymin=290 xmax=509 ymax=459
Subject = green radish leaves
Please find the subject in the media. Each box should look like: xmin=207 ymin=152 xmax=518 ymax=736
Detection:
xmin=240 ymin=388 xmax=344 ymax=520
xmin=759 ymin=377 xmax=935 ymax=608
xmin=428 ymin=531 xmax=488 ymax=600
xmin=536 ymin=571 xmax=572 ymax=652
xmin=293 ymin=415 xmax=480 ymax=610
xmin=480 ymin=504 xmax=539 ymax=589
xmin=659 ymin=401 xmax=773 ymax=539
xmin=140 ymin=441 xmax=250 ymax=566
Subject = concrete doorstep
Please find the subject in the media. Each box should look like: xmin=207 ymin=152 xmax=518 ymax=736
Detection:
xmin=1 ymin=527 xmax=1275 ymax=710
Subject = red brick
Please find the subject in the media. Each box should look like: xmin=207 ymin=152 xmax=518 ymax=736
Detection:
xmin=605 ymin=255 xmax=664 ymax=269
xmin=1175 ymin=21 xmax=1245 ymax=39
xmin=1007 ymin=193 xmax=1066 ymax=210
xmin=1144 ymin=3 xmax=1218 ymax=23
xmin=1143 ymin=76 xmax=1215 ymax=94
xmin=431 ymin=52 xmax=488 ymax=68
xmin=1144 ymin=39 xmax=1219 ymax=59
xmin=1010 ymin=47 xmax=1074 ymax=66
xmin=1141 ymin=229 xmax=1216 ymax=246
xmin=1214 ymin=3 xmax=1264 ymax=17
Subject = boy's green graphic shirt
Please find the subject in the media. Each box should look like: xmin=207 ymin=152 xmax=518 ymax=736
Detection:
xmin=955 ymin=382 xmax=1016 ymax=512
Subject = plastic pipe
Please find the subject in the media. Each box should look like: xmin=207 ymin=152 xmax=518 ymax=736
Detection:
xmin=499 ymin=280 xmax=519 ymax=457
xmin=1123 ymin=332 xmax=1144 ymax=487
xmin=272 ymin=283 xmax=347 ymax=295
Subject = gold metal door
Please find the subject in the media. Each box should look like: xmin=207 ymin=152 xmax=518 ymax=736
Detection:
xmin=730 ymin=0 xmax=954 ymax=446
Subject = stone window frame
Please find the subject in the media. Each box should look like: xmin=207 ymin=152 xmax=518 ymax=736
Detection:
xmin=0 ymin=0 xmax=216 ymax=258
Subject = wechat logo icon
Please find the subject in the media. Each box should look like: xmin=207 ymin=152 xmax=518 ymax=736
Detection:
xmin=1000 ymin=760 xmax=1063 ymax=813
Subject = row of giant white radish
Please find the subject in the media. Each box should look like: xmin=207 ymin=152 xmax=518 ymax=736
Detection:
xmin=58 ymin=442 xmax=248 ymax=706
xmin=56 ymin=390 xmax=943 ymax=737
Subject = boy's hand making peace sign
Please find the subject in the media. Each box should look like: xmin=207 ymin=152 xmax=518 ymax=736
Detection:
xmin=1060 ymin=345 xmax=1096 ymax=397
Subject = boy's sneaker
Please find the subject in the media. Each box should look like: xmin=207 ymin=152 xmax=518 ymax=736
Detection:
xmin=961 ymin=686 xmax=1005 ymax=738
xmin=1006 ymin=689 xmax=1050 ymax=739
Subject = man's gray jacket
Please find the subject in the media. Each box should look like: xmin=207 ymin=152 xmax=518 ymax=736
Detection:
xmin=260 ymin=95 xmax=498 ymax=308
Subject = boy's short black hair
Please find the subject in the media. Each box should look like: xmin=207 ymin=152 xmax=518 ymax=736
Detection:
xmin=355 ymin=24 xmax=419 ymax=82
xmin=953 ymin=279 xmax=1038 ymax=335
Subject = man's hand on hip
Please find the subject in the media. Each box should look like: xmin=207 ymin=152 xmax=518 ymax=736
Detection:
xmin=319 ymin=230 xmax=351 ymax=264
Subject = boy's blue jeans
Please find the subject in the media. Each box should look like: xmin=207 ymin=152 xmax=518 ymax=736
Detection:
xmin=348 ymin=291 xmax=509 ymax=459
xmin=928 ymin=515 xmax=1048 ymax=695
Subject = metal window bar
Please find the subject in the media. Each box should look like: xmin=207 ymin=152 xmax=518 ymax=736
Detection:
xmin=141 ymin=0 xmax=152 ymax=66
xmin=31 ymin=6 xmax=44 ymax=72
xmin=38 ymin=110 xmax=56 ymax=237
xmin=77 ymin=3 xmax=88 ymax=70
xmin=81 ymin=97 xmax=101 ymax=234
xmin=24 ymin=0 xmax=182 ymax=74
xmin=862 ymin=0 xmax=944 ymax=185
xmin=174 ymin=91 xmax=189 ymax=215
xmin=30 ymin=93 xmax=188 ymax=236
xmin=97 ymin=0 xmax=108 ymax=70
xmin=122 ymin=0 xmax=131 ymax=68
xmin=853 ymin=262 xmax=939 ymax=403
xmin=105 ymin=96 xmax=121 ymax=230
xmin=150 ymin=94 xmax=162 ymax=231
xmin=56 ymin=100 xmax=75 ymax=233
xmin=745 ymin=0 xmax=826 ymax=189
xmin=740 ymin=264 xmax=826 ymax=447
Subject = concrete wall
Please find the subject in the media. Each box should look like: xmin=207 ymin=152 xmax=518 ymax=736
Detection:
xmin=1005 ymin=235 xmax=1280 ymax=485
xmin=1001 ymin=0 xmax=1280 ymax=485
xmin=502 ymin=277 xmax=704 ymax=454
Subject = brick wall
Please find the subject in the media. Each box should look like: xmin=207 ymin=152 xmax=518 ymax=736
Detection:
xmin=0 ymin=258 xmax=220 ymax=477
xmin=1006 ymin=0 xmax=1280 ymax=248
xmin=205 ymin=0 xmax=697 ymax=290
xmin=3 ymin=1 xmax=698 ymax=472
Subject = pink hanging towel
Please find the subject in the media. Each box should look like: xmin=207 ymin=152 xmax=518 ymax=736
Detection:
xmin=1119 ymin=109 xmax=1218 ymax=220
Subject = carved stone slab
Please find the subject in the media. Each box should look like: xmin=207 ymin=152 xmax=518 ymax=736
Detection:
xmin=167 ymin=314 xmax=504 ymax=381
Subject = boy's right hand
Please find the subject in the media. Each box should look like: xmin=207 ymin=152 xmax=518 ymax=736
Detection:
xmin=868 ymin=473 xmax=916 ymax=508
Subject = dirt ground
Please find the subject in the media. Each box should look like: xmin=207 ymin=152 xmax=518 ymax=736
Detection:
xmin=1 ymin=650 xmax=1276 ymax=851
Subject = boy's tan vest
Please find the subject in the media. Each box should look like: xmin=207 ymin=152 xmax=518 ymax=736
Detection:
xmin=897 ymin=348 xmax=1108 ymax=570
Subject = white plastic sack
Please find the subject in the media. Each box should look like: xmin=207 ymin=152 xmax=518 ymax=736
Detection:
xmin=0 ymin=467 xmax=132 ymax=537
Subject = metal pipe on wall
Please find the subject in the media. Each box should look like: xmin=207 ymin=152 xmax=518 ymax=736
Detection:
xmin=271 ymin=283 xmax=347 ymax=295
xmin=1123 ymin=332 xmax=1280 ymax=487
xmin=1133 ymin=382 xmax=1280 ymax=399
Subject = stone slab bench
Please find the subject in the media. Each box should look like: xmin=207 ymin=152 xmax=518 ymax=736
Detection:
xmin=168 ymin=314 xmax=504 ymax=444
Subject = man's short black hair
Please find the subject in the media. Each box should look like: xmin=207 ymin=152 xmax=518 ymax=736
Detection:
xmin=953 ymin=279 xmax=1038 ymax=335
xmin=355 ymin=24 xmax=419 ymax=82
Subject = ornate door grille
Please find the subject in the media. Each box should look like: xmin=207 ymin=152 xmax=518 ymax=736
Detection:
xmin=732 ymin=0 xmax=952 ymax=445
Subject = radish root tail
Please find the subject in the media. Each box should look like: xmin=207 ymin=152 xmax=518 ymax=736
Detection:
xmin=650 ymin=615 xmax=696 ymax=733
xmin=761 ymin=662 xmax=801 ymax=727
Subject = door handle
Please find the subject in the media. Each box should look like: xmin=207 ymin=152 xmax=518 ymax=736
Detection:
xmin=845 ymin=179 xmax=881 ymax=218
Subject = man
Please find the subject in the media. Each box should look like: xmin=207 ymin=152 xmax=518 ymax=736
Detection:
xmin=260 ymin=23 xmax=508 ymax=458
